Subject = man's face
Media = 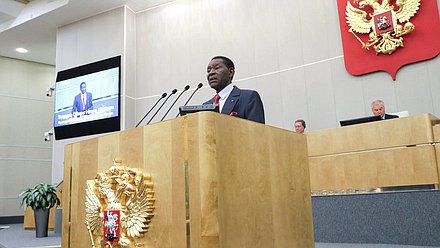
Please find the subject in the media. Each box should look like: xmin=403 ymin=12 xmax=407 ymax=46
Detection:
xmin=207 ymin=59 xmax=234 ymax=93
xmin=372 ymin=103 xmax=385 ymax=116
xmin=80 ymin=84 xmax=87 ymax=94
xmin=294 ymin=122 xmax=305 ymax=134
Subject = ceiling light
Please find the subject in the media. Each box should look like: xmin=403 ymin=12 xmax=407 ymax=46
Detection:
xmin=16 ymin=47 xmax=28 ymax=53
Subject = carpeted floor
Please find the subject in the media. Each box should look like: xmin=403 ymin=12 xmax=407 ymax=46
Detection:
xmin=0 ymin=224 xmax=61 ymax=248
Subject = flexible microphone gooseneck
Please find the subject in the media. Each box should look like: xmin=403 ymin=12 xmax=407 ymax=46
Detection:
xmin=135 ymin=92 xmax=167 ymax=127
xmin=175 ymin=83 xmax=203 ymax=118
xmin=147 ymin=89 xmax=178 ymax=125
xmin=161 ymin=85 xmax=190 ymax=121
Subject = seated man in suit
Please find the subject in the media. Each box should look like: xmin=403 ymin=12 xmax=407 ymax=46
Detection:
xmin=72 ymin=82 xmax=93 ymax=117
xmin=204 ymin=56 xmax=265 ymax=124
xmin=371 ymin=100 xmax=398 ymax=120
xmin=294 ymin=119 xmax=306 ymax=134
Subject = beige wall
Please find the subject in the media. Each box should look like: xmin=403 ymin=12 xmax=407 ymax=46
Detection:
xmin=0 ymin=56 xmax=54 ymax=216
xmin=134 ymin=0 xmax=440 ymax=131
xmin=52 ymin=1 xmax=440 ymax=187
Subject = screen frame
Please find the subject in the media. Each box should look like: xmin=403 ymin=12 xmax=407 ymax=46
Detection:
xmin=54 ymin=56 xmax=121 ymax=140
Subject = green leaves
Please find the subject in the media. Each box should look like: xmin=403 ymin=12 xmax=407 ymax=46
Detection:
xmin=20 ymin=183 xmax=61 ymax=211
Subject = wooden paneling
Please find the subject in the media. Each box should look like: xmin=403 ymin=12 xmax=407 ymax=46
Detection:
xmin=434 ymin=144 xmax=440 ymax=183
xmin=433 ymin=124 xmax=440 ymax=142
xmin=62 ymin=112 xmax=314 ymax=248
xmin=307 ymin=114 xmax=439 ymax=156
xmin=307 ymin=114 xmax=440 ymax=191
xmin=187 ymin=114 xmax=314 ymax=247
xmin=63 ymin=120 xmax=187 ymax=248
xmin=309 ymin=145 xmax=439 ymax=190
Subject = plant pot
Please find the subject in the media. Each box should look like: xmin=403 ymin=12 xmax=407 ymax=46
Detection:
xmin=34 ymin=208 xmax=50 ymax=238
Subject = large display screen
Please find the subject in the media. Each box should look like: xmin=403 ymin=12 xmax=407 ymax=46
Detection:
xmin=54 ymin=56 xmax=121 ymax=140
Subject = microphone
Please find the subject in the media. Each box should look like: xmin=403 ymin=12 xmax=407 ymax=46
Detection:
xmin=160 ymin=85 xmax=190 ymax=121
xmin=147 ymin=89 xmax=178 ymax=125
xmin=175 ymin=83 xmax=203 ymax=117
xmin=135 ymin=92 xmax=167 ymax=127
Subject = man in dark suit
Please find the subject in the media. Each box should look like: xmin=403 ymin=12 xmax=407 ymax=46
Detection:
xmin=72 ymin=82 xmax=93 ymax=117
xmin=204 ymin=56 xmax=265 ymax=124
xmin=294 ymin=119 xmax=306 ymax=134
xmin=371 ymin=100 xmax=398 ymax=120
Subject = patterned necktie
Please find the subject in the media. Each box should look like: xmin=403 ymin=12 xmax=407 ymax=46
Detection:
xmin=214 ymin=94 xmax=220 ymax=105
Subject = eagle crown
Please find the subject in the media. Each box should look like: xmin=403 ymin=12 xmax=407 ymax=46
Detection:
xmin=355 ymin=0 xmax=394 ymax=14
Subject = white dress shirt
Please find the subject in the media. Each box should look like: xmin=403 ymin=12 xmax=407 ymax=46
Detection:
xmin=217 ymin=84 xmax=234 ymax=113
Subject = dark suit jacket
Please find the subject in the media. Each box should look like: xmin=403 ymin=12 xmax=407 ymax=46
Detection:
xmin=204 ymin=86 xmax=265 ymax=124
xmin=72 ymin=92 xmax=93 ymax=114
xmin=384 ymin=114 xmax=399 ymax=119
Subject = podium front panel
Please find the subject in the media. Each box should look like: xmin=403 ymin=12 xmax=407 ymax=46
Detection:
xmin=62 ymin=112 xmax=314 ymax=248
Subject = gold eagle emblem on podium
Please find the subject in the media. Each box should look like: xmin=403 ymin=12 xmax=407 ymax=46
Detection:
xmin=346 ymin=0 xmax=421 ymax=54
xmin=84 ymin=163 xmax=155 ymax=248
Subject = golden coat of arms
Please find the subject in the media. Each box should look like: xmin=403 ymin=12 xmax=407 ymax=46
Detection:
xmin=346 ymin=0 xmax=421 ymax=54
xmin=84 ymin=163 xmax=155 ymax=248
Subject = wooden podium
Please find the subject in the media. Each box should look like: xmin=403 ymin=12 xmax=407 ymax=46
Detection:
xmin=62 ymin=112 xmax=314 ymax=248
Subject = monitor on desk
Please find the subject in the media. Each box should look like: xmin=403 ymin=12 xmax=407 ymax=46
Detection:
xmin=340 ymin=115 xmax=382 ymax=127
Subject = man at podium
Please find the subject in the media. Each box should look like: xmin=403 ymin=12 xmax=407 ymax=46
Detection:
xmin=204 ymin=56 xmax=265 ymax=124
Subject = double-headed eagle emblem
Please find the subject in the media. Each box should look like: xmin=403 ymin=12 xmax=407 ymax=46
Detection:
xmin=85 ymin=163 xmax=155 ymax=248
xmin=346 ymin=0 xmax=421 ymax=54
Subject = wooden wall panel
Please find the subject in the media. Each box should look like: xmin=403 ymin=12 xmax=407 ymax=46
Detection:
xmin=307 ymin=114 xmax=440 ymax=192
xmin=307 ymin=114 xmax=438 ymax=156
xmin=435 ymin=144 xmax=440 ymax=185
xmin=137 ymin=119 xmax=187 ymax=248
xmin=61 ymin=145 xmax=72 ymax=248
xmin=69 ymin=138 xmax=99 ymax=248
xmin=433 ymin=124 xmax=440 ymax=142
xmin=188 ymin=114 xmax=314 ymax=248
xmin=309 ymin=145 xmax=438 ymax=191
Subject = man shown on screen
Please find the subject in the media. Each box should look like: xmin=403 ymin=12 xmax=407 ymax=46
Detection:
xmin=72 ymin=82 xmax=93 ymax=117
xmin=203 ymin=56 xmax=265 ymax=124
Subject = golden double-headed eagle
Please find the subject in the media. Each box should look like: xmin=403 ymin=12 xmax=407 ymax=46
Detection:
xmin=85 ymin=164 xmax=155 ymax=248
xmin=345 ymin=0 xmax=421 ymax=54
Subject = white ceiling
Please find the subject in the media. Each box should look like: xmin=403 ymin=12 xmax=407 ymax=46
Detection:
xmin=0 ymin=0 xmax=174 ymax=65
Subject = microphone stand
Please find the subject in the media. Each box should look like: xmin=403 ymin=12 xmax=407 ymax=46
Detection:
xmin=135 ymin=92 xmax=167 ymax=127
xmin=147 ymin=89 xmax=177 ymax=125
xmin=175 ymin=83 xmax=203 ymax=118
xmin=161 ymin=85 xmax=190 ymax=121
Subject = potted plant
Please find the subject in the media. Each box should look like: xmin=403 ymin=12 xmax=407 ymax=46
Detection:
xmin=20 ymin=183 xmax=61 ymax=238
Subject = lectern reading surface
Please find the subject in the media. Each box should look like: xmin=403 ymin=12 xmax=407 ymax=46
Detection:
xmin=179 ymin=104 xmax=219 ymax=116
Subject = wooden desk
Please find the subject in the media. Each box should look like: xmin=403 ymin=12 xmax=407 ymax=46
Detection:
xmin=307 ymin=114 xmax=440 ymax=191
